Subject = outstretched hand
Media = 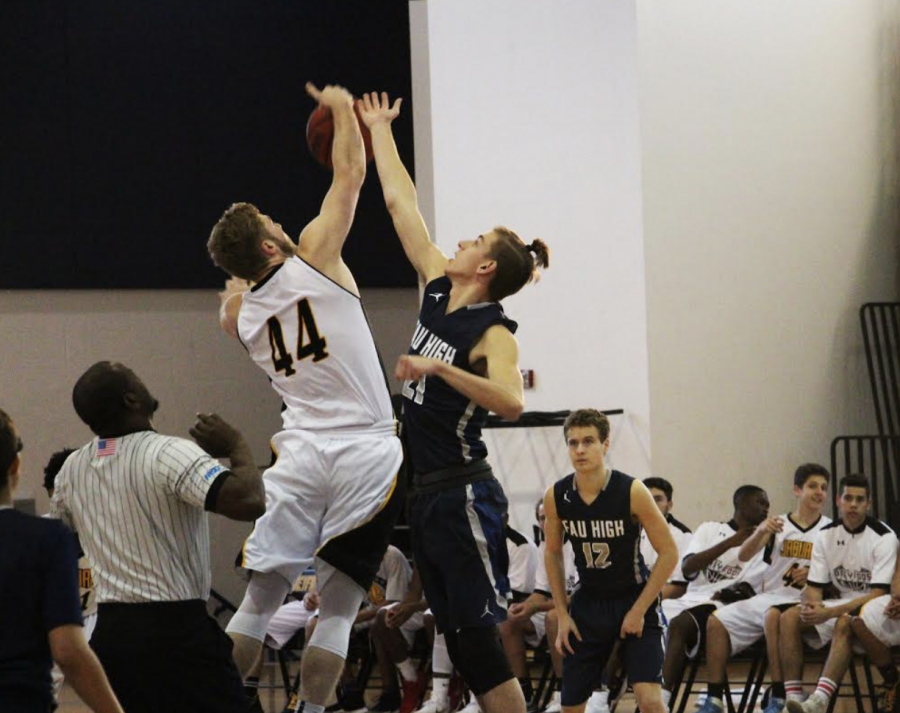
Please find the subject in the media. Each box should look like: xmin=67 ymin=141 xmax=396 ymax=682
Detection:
xmin=305 ymin=82 xmax=354 ymax=111
xmin=358 ymin=92 xmax=403 ymax=128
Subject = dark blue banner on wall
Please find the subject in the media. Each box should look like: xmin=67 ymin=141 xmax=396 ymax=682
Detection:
xmin=0 ymin=1 xmax=417 ymax=288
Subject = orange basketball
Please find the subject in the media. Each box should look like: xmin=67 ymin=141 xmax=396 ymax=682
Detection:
xmin=306 ymin=102 xmax=373 ymax=169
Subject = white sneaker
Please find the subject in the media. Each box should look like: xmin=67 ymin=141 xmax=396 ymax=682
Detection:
xmin=586 ymin=690 xmax=610 ymax=713
xmin=785 ymin=696 xmax=826 ymax=713
xmin=543 ymin=691 xmax=562 ymax=713
xmin=414 ymin=700 xmax=449 ymax=713
xmin=458 ymin=698 xmax=481 ymax=713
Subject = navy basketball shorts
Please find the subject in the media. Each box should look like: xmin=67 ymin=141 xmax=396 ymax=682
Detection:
xmin=561 ymin=588 xmax=665 ymax=707
xmin=410 ymin=477 xmax=511 ymax=633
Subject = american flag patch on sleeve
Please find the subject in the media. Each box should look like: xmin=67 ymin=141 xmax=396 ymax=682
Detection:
xmin=96 ymin=438 xmax=117 ymax=457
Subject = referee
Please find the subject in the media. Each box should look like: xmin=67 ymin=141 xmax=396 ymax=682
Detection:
xmin=50 ymin=361 xmax=266 ymax=713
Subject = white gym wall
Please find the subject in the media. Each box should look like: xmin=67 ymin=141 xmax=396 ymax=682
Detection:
xmin=412 ymin=0 xmax=653 ymax=533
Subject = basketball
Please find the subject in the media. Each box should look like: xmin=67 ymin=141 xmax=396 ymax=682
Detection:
xmin=306 ymin=102 xmax=373 ymax=169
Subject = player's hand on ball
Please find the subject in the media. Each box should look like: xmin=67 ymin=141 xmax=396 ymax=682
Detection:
xmin=190 ymin=413 xmax=241 ymax=458
xmin=555 ymin=613 xmax=582 ymax=656
xmin=620 ymin=607 xmax=645 ymax=638
xmin=306 ymin=82 xmax=353 ymax=110
xmin=886 ymin=596 xmax=900 ymax=620
xmin=358 ymin=92 xmax=402 ymax=128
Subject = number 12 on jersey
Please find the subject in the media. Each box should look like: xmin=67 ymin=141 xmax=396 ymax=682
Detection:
xmin=582 ymin=542 xmax=612 ymax=569
xmin=267 ymin=299 xmax=329 ymax=377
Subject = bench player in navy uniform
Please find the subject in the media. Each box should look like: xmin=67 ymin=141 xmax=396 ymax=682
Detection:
xmin=359 ymin=92 xmax=550 ymax=713
xmin=544 ymin=409 xmax=677 ymax=713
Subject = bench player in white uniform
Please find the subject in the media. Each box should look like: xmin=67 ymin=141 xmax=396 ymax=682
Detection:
xmin=660 ymin=486 xmax=769 ymax=711
xmin=208 ymin=83 xmax=404 ymax=713
xmin=852 ymin=558 xmax=900 ymax=712
xmin=694 ymin=464 xmax=831 ymax=713
xmin=783 ymin=475 xmax=898 ymax=713
xmin=640 ymin=477 xmax=693 ymax=600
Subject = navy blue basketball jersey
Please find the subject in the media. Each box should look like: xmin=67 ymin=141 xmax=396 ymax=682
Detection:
xmin=553 ymin=470 xmax=649 ymax=597
xmin=402 ymin=276 xmax=518 ymax=475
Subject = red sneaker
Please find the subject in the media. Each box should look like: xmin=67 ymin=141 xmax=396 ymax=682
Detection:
xmin=401 ymin=674 xmax=429 ymax=713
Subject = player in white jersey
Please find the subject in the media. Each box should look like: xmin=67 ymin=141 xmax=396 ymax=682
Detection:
xmin=52 ymin=361 xmax=266 ymax=713
xmin=781 ymin=475 xmax=898 ymax=713
xmin=208 ymin=82 xmax=405 ymax=713
xmin=640 ymin=477 xmax=693 ymax=599
xmin=852 ymin=560 xmax=900 ymax=713
xmin=694 ymin=464 xmax=831 ymax=713
xmin=660 ymin=486 xmax=769 ymax=710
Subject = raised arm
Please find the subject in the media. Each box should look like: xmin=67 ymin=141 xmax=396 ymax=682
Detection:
xmin=189 ymin=413 xmax=265 ymax=522
xmin=681 ymin=525 xmax=753 ymax=579
xmin=296 ymin=83 xmax=366 ymax=286
xmin=358 ymin=91 xmax=448 ymax=283
xmin=395 ymin=323 xmax=524 ymax=422
xmin=738 ymin=515 xmax=783 ymax=562
xmin=217 ymin=278 xmax=251 ymax=339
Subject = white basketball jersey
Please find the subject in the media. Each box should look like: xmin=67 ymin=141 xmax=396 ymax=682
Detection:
xmin=760 ymin=512 xmax=831 ymax=594
xmin=238 ymin=256 xmax=394 ymax=432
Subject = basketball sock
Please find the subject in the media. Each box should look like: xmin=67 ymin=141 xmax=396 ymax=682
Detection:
xmin=810 ymin=677 xmax=836 ymax=703
xmin=398 ymin=658 xmax=418 ymax=682
xmin=431 ymin=674 xmax=451 ymax=704
xmin=518 ymin=676 xmax=534 ymax=701
xmin=879 ymin=664 xmax=900 ymax=686
xmin=785 ymin=680 xmax=804 ymax=701
xmin=433 ymin=633 xmax=453 ymax=675
xmin=769 ymin=682 xmax=786 ymax=700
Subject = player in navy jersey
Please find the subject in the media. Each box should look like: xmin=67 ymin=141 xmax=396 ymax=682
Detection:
xmin=544 ymin=409 xmax=676 ymax=713
xmin=359 ymin=92 xmax=549 ymax=713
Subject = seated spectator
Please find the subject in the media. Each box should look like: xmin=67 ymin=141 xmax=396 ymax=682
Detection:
xmin=0 ymin=409 xmax=123 ymax=713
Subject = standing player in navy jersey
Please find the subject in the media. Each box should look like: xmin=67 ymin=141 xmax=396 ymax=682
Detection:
xmin=544 ymin=409 xmax=677 ymax=713
xmin=359 ymin=92 xmax=549 ymax=713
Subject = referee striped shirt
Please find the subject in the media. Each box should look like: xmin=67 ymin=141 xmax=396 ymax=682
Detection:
xmin=49 ymin=431 xmax=228 ymax=603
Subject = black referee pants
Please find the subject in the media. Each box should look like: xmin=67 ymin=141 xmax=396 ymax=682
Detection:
xmin=91 ymin=600 xmax=247 ymax=713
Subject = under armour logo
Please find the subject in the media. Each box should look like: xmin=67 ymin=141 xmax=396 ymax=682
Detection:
xmin=429 ymin=293 xmax=445 ymax=301
xmin=563 ymin=491 xmax=571 ymax=503
xmin=481 ymin=599 xmax=492 ymax=618
xmin=837 ymin=540 xmax=846 ymax=546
